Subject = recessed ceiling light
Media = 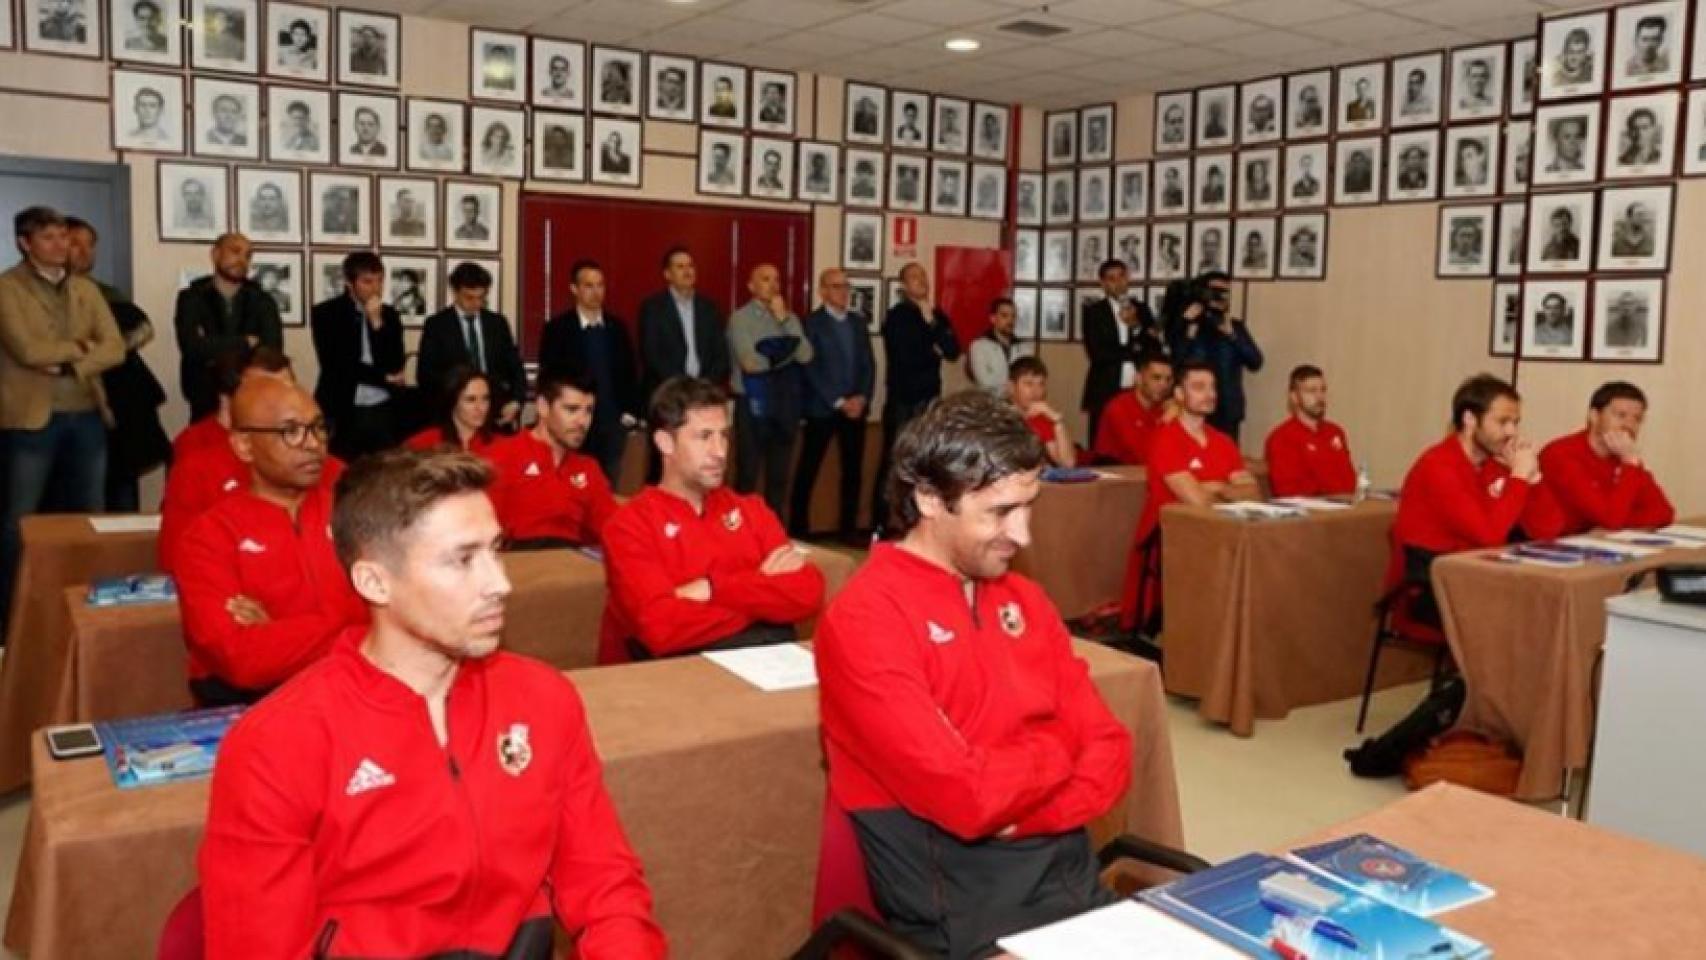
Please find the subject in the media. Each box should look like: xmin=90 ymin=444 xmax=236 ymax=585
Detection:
xmin=945 ymin=37 xmax=981 ymax=53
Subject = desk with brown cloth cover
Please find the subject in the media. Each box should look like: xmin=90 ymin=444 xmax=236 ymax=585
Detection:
xmin=3 ymin=642 xmax=1180 ymax=960
xmin=1009 ymin=466 xmax=1149 ymax=621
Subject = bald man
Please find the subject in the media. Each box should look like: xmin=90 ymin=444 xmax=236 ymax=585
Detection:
xmin=174 ymin=232 xmax=285 ymax=420
xmin=727 ymin=263 xmax=813 ymax=514
xmin=791 ymin=268 xmax=876 ymax=542
xmin=174 ymin=377 xmax=365 ymax=706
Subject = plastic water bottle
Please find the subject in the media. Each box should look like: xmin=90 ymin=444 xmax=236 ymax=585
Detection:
xmin=1354 ymin=460 xmax=1372 ymax=503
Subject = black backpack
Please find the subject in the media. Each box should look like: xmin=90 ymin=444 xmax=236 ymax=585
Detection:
xmin=1343 ymin=677 xmax=1467 ymax=778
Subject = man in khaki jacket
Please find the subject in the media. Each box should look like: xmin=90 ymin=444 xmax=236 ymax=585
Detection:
xmin=0 ymin=206 xmax=124 ymax=635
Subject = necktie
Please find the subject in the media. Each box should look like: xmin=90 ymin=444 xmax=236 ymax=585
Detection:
xmin=463 ymin=314 xmax=485 ymax=372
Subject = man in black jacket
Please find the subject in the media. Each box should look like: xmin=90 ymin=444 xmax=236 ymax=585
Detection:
xmin=635 ymin=246 xmax=730 ymax=396
xmin=538 ymin=259 xmax=642 ymax=485
xmin=1080 ymin=258 xmax=1164 ymax=443
xmin=173 ymin=232 xmax=283 ymax=421
xmin=871 ymin=262 xmax=960 ymax=535
xmin=309 ymin=251 xmax=405 ymax=461
xmin=414 ymin=261 xmax=527 ymax=430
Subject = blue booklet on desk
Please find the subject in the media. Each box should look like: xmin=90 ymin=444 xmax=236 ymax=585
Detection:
xmin=86 ymin=574 xmax=176 ymax=607
xmin=96 ymin=706 xmax=244 ymax=790
xmin=1289 ymin=834 xmax=1494 ymax=917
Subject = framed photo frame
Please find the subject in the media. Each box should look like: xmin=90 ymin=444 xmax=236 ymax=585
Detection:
xmin=1610 ymin=0 xmax=1685 ymax=92
xmin=1237 ymin=148 xmax=1279 ymax=213
xmin=1596 ymin=183 xmax=1673 ymax=271
xmin=25 ymin=0 xmax=101 ymax=56
xmin=384 ymin=255 xmax=439 ymax=329
xmin=1278 ymin=213 xmax=1327 ymax=280
xmin=1449 ymin=44 xmax=1506 ymax=122
xmin=846 ymin=276 xmax=881 ymax=334
xmin=1591 ymin=276 xmax=1664 ymax=362
xmin=1336 ymin=61 xmax=1385 ymax=134
xmin=407 ymin=99 xmax=465 ymax=173
xmin=647 ymin=53 xmax=695 ymax=122
xmin=337 ymin=9 xmax=399 ymax=88
xmin=112 ymin=69 xmax=185 ymax=153
xmin=888 ymin=154 xmax=926 ymax=212
xmin=1072 ymin=287 xmax=1103 ymax=341
xmin=1154 ymin=158 xmax=1191 ymax=216
xmin=1532 ymin=101 xmax=1602 ymax=186
xmin=891 ymin=90 xmax=930 ymax=150
xmin=190 ymin=0 xmax=258 ymax=74
xmin=266 ymin=85 xmax=329 ymax=164
xmin=750 ymin=69 xmax=795 ymax=134
xmin=701 ymin=61 xmax=747 ymax=128
xmin=471 ymin=29 xmax=527 ymax=104
xmin=1390 ymin=51 xmax=1444 ymax=128
xmin=1684 ymin=88 xmax=1706 ymax=176
xmin=590 ymin=116 xmax=642 ymax=187
xmin=1509 ymin=38 xmax=1538 ymax=117
xmin=1538 ymin=11 xmax=1609 ymax=102
xmin=1333 ymin=136 xmax=1382 ymax=205
xmin=338 ymin=92 xmax=400 ymax=169
xmin=311 ymin=250 xmax=347 ymax=305
xmin=1013 ymin=171 xmax=1042 ymax=225
xmin=844 ymin=82 xmax=886 ymax=145
xmin=1044 ymin=169 xmax=1075 ymax=225
xmin=265 ymin=1 xmax=328 ymax=81
xmin=157 ymin=162 xmax=227 ymax=241
xmin=1038 ymin=288 xmax=1071 ymax=343
xmin=1041 ymin=229 xmax=1073 ymax=283
xmin=971 ymin=102 xmax=1008 ymax=161
xmin=1490 ymin=282 xmax=1521 ymax=356
xmin=798 ymin=141 xmax=840 ymax=204
xmin=1077 ymin=166 xmax=1111 ymax=222
xmin=1525 ymin=190 xmax=1596 ymax=273
xmin=1521 ymin=278 xmax=1589 ymax=359
xmin=532 ymin=37 xmax=586 ymax=110
xmin=843 ymin=212 xmax=883 ymax=272
xmin=377 ymin=175 xmax=437 ymax=249
xmin=1284 ymin=142 xmax=1328 ymax=209
xmin=1497 ymin=200 xmax=1526 ymax=277
xmin=969 ymin=163 xmax=1004 ymax=221
xmin=930 ymin=159 xmax=966 ymax=216
xmin=1193 ymin=153 xmax=1233 ymax=214
xmin=1442 ymin=123 xmax=1500 ymax=198
xmin=1285 ymin=70 xmax=1331 ymax=140
xmin=1080 ymin=103 xmax=1115 ymax=163
xmin=191 ymin=76 xmax=260 ymax=160
xmin=1190 ymin=219 xmax=1230 ymax=276
xmin=1239 ymin=78 xmax=1282 ymax=145
xmin=1154 ymin=91 xmax=1193 ymax=153
xmin=113 ymin=0 xmax=181 ymax=66
xmin=532 ymin=111 xmax=585 ymax=182
xmin=444 ymin=180 xmax=501 ymax=253
xmin=1150 ymin=222 xmax=1188 ymax=282
xmin=1233 ymin=217 xmax=1277 ymax=280
xmin=846 ymin=148 xmax=885 ymax=209
xmin=1196 ymin=86 xmax=1235 ymax=149
xmin=235 ymin=165 xmax=302 ymax=244
xmin=696 ymin=129 xmax=744 ymax=196
xmin=749 ymin=135 xmax=795 ymax=201
xmin=590 ymin=45 xmax=643 ymax=117
xmin=1386 ymin=128 xmax=1440 ymax=202
xmin=1008 ymin=287 xmax=1036 ymax=341
xmin=1013 ymin=229 xmax=1040 ymax=283
xmin=1696 ymin=0 xmax=1706 ymax=82
xmin=1504 ymin=120 xmax=1533 ymax=194
xmin=932 ymin=95 xmax=969 ymax=155
xmin=1043 ymin=109 xmax=1076 ymax=166
xmin=1603 ymin=90 xmax=1679 ymax=180
xmin=309 ymin=170 xmax=371 ymax=246
xmin=1113 ymin=223 xmax=1146 ymax=280
xmin=1114 ymin=161 xmax=1149 ymax=220
xmin=249 ymin=249 xmax=303 ymax=327
xmin=470 ymin=106 xmax=525 ymax=179
xmin=1436 ymin=204 xmax=1495 ymax=278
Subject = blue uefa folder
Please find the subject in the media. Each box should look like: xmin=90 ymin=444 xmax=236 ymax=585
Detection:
xmin=95 ymin=706 xmax=245 ymax=789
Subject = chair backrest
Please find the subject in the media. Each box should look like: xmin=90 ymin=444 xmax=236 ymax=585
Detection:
xmin=810 ymin=790 xmax=878 ymax=929
xmin=157 ymin=887 xmax=204 ymax=960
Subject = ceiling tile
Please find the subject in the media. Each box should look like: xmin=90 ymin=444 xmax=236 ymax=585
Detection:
xmin=1050 ymin=27 xmax=1177 ymax=56
xmin=1360 ymin=29 xmax=1474 ymax=56
xmin=994 ymin=44 xmax=1110 ymax=72
xmin=1136 ymin=10 xmax=1268 ymax=42
xmin=524 ymin=16 xmax=647 ymax=43
xmin=1461 ymin=14 xmax=1542 ymax=40
xmin=564 ymin=0 xmax=706 ymax=30
xmin=644 ymin=15 xmax=794 ymax=46
xmin=1302 ymin=10 xmax=1427 ymax=44
xmin=763 ymin=30 xmax=868 ymax=58
xmin=1043 ymin=0 xmax=1181 ymax=27
xmin=1216 ymin=0 xmax=1365 ymax=27
xmin=1212 ymin=30 xmax=1337 ymax=58
xmin=815 ymin=13 xmax=941 ymax=43
xmin=423 ymin=2 xmax=539 ymax=29
xmin=878 ymin=0 xmax=1012 ymax=27
xmin=716 ymin=0 xmax=859 ymax=29
xmin=1402 ymin=0 xmax=1543 ymax=30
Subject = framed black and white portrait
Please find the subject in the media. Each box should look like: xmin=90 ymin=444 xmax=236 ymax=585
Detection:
xmin=1597 ymin=183 xmax=1673 ymax=271
xmin=1521 ymin=278 xmax=1587 ymax=359
xmin=1390 ymin=51 xmax=1443 ymax=128
xmin=1041 ymin=230 xmax=1072 ymax=284
xmin=933 ymin=96 xmax=969 ymax=155
xmin=1611 ymin=1 xmax=1684 ymax=91
xmin=445 ymin=181 xmax=501 ymax=253
xmin=1386 ymin=129 xmax=1439 ymax=202
xmin=847 ymin=277 xmax=881 ymax=333
xmin=1333 ymin=137 xmax=1382 ymax=205
xmin=1532 ymin=101 xmax=1601 ymax=186
xmin=1237 ymin=148 xmax=1279 ymax=213
xmin=1154 ymin=91 xmax=1193 ymax=153
xmin=384 ymin=255 xmax=438 ymax=329
xmin=1684 ymin=88 xmax=1706 ymax=175
xmin=1114 ymin=162 xmax=1148 ymax=220
xmin=249 ymin=249 xmax=302 ymax=327
xmin=190 ymin=0 xmax=256 ymax=73
xmin=1489 ymin=282 xmax=1521 ymax=356
xmin=1038 ymin=288 xmax=1070 ymax=343
xmin=1279 ymin=213 xmax=1327 ymax=280
xmin=112 ymin=0 xmax=180 ymax=65
xmin=1113 ymin=224 xmax=1146 ymax=280
xmin=1284 ymin=142 xmax=1328 ymax=209
xmin=1150 ymin=222 xmax=1188 ymax=282
xmin=701 ymin=62 xmax=747 ymax=128
xmin=532 ymin=111 xmax=585 ymax=182
xmin=377 ymin=176 xmax=437 ymax=249
xmin=889 ymin=154 xmax=927 ymax=212
xmin=1075 ymin=228 xmax=1109 ymax=282
xmin=846 ymin=148 xmax=885 ymax=209
xmin=1073 ymin=288 xmax=1103 ymax=340
xmin=1154 ymin=158 xmax=1191 ymax=216
xmin=1696 ymin=1 xmax=1706 ymax=82
xmin=844 ymin=82 xmax=886 ymax=145
xmin=471 ymin=31 xmax=526 ymax=103
xmin=1436 ymin=204 xmax=1495 ymax=278
xmin=265 ymin=1 xmax=327 ymax=81
xmin=929 ymin=159 xmax=966 ymax=216
xmin=1443 ymin=124 xmax=1500 ymax=199
xmin=337 ymin=9 xmax=398 ymax=88
xmin=469 ymin=106 xmax=525 ymax=179
xmin=1497 ymin=200 xmax=1525 ymax=277
xmin=647 ymin=53 xmax=695 ymax=122
xmin=1336 ymin=61 xmax=1385 ymax=134
xmin=157 ymin=162 xmax=227 ymax=241
xmin=971 ymin=102 xmax=1008 ymax=161
xmin=235 ymin=166 xmax=301 ymax=244
xmin=1196 ymin=86 xmax=1235 ymax=149
xmin=266 ymin=85 xmax=328 ymax=164
xmin=1041 ymin=110 xmax=1076 ymax=167
xmin=969 ymin=163 xmax=1004 ymax=221
xmin=590 ymin=117 xmax=642 ymax=187
xmin=191 ymin=77 xmax=259 ymax=160
xmin=1503 ymin=120 xmax=1532 ymax=194
xmin=1591 ymin=276 xmax=1663 ymax=362
xmin=1009 ymin=287 xmax=1036 ymax=341
xmin=310 ymin=251 xmax=346 ymax=304
xmin=407 ymin=99 xmax=464 ymax=173
xmin=1509 ymin=38 xmax=1538 ymax=117
xmin=532 ymin=38 xmax=586 ymax=110
xmin=1239 ymin=77 xmax=1282 ymax=145
xmin=1285 ymin=70 xmax=1330 ymax=140
xmin=1604 ymin=91 xmax=1678 ymax=180
xmin=112 ymin=69 xmax=184 ymax=153
xmin=1233 ymin=217 xmax=1276 ymax=281
xmin=1193 ymin=154 xmax=1233 ymax=214
xmin=843 ymin=212 xmax=882 ymax=272
xmin=1449 ymin=44 xmax=1506 ymax=122
xmin=590 ymin=46 xmax=642 ymax=117
xmin=1080 ymin=103 xmax=1114 ymax=163
xmin=1190 ymin=219 xmax=1229 ymax=276
xmin=751 ymin=69 xmax=795 ymax=135
xmin=749 ymin=136 xmax=794 ymax=201
xmin=1013 ymin=229 xmax=1040 ymax=283
xmin=892 ymin=90 xmax=931 ymax=151
xmin=1525 ymin=190 xmax=1595 ymax=273
xmin=26 ymin=0 xmax=101 ymax=56
xmin=1077 ymin=166 xmax=1110 ymax=222
xmin=1539 ymin=11 xmax=1608 ymax=102
xmin=798 ymin=142 xmax=840 ymax=204
xmin=308 ymin=171 xmax=371 ymax=246
xmin=338 ymin=92 xmax=399 ymax=169
xmin=1044 ymin=169 xmax=1074 ymax=225
xmin=696 ymin=130 xmax=744 ymax=196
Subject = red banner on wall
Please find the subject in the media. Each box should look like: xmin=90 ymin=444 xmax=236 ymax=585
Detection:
xmin=934 ymin=245 xmax=1013 ymax=351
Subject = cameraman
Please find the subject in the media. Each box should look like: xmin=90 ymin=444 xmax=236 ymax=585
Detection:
xmin=1163 ymin=272 xmax=1263 ymax=443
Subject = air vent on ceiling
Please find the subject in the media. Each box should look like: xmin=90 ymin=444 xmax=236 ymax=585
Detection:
xmin=997 ymin=19 xmax=1071 ymax=38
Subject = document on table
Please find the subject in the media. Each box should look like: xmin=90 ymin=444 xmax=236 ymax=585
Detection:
xmin=1603 ymin=529 xmax=1694 ymax=548
xmin=1213 ymin=501 xmax=1305 ymax=520
xmin=998 ymin=901 xmax=1244 ymax=959
xmin=87 ymin=515 xmax=162 ymax=534
xmin=1271 ymin=496 xmax=1353 ymax=512
xmin=702 ymin=643 xmax=818 ymax=692
xmin=1559 ymin=535 xmax=1660 ymax=558
xmin=1657 ymin=524 xmax=1706 ymax=543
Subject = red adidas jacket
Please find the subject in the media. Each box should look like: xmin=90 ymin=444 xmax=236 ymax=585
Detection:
xmin=1263 ymin=415 xmax=1357 ymax=498
xmin=200 ymin=628 xmax=666 ymax=959
xmin=158 ymin=418 xmax=248 ymax=574
xmin=1389 ymin=435 xmax=1534 ymax=586
xmin=599 ymin=486 xmax=825 ymax=662
xmin=403 ymin=425 xmax=499 ymax=457
xmin=818 ymin=543 xmax=1131 ymax=840
xmin=488 ymin=431 xmax=618 ymax=546
xmin=1537 ymin=430 xmax=1675 ymax=536
xmin=1092 ymin=391 xmax=1166 ymax=466
xmin=175 ymin=467 xmax=365 ymax=691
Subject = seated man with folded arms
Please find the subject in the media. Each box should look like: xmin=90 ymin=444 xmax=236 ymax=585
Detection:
xmin=1007 ymin=356 xmax=1076 ymax=467
xmin=1092 ymin=351 xmax=1173 ymax=466
xmin=487 ymin=371 xmax=618 ymax=549
xmin=175 ymin=377 xmax=364 ymax=706
xmin=599 ymin=376 xmax=825 ymax=663
xmin=200 ymin=449 xmax=666 ymax=959
xmin=1537 ymin=381 xmax=1674 ymax=536
xmin=1263 ymin=364 xmax=1358 ymax=498
xmin=817 ymin=390 xmax=1132 ymax=959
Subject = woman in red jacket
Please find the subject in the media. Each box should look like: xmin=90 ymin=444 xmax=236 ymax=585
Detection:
xmin=406 ymin=365 xmax=498 ymax=456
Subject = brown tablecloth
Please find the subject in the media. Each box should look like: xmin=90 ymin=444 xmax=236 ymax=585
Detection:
xmin=1160 ymin=500 xmax=1432 ymax=735
xmin=3 ymin=641 xmax=1180 ymax=960
xmin=1009 ymin=467 xmax=1148 ymax=621
xmin=0 ymin=516 xmax=160 ymax=794
xmin=1432 ymin=533 xmax=1706 ymax=800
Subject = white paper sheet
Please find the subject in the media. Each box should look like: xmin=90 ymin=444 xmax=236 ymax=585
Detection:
xmin=1213 ymin=501 xmax=1304 ymax=520
xmin=87 ymin=515 xmax=162 ymax=534
xmin=998 ymin=902 xmax=1244 ymax=959
xmin=701 ymin=643 xmax=818 ymax=692
xmin=1558 ymin=535 xmax=1659 ymax=558
xmin=1603 ymin=530 xmax=1690 ymax=548
xmin=1271 ymin=496 xmax=1353 ymax=512
xmin=1657 ymin=524 xmax=1706 ymax=543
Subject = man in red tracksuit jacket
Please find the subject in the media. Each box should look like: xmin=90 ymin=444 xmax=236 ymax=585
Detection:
xmin=175 ymin=377 xmax=364 ymax=706
xmin=1263 ymin=364 xmax=1358 ymax=498
xmin=818 ymin=391 xmax=1132 ymax=960
xmin=1091 ymin=352 xmax=1173 ymax=465
xmin=488 ymin=371 xmax=619 ymax=548
xmin=200 ymin=448 xmax=666 ymax=959
xmin=1536 ymin=381 xmax=1674 ymax=537
xmin=599 ymin=376 xmax=825 ymax=663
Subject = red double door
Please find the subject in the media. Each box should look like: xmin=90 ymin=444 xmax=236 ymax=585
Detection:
xmin=517 ymin=193 xmax=814 ymax=361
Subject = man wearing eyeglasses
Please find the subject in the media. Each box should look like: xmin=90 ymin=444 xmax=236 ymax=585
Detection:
xmin=175 ymin=375 xmax=366 ymax=707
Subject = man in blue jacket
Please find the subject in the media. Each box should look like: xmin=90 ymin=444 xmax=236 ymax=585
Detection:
xmin=790 ymin=268 xmax=875 ymax=543
xmin=1164 ymin=271 xmax=1263 ymax=443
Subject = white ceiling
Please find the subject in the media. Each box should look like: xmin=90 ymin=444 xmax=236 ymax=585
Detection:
xmin=379 ymin=0 xmax=1571 ymax=108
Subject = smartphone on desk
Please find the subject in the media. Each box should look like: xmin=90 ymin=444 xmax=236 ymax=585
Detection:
xmin=46 ymin=724 xmax=102 ymax=761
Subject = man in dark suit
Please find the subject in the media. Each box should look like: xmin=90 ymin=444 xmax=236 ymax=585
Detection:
xmin=309 ymin=251 xmax=405 ymax=461
xmin=636 ymin=245 xmax=730 ymax=394
xmin=415 ymin=261 xmax=527 ymax=429
xmin=173 ymin=232 xmax=284 ymax=421
xmin=539 ymin=258 xmax=642 ymax=486
xmin=790 ymin=268 xmax=875 ymax=543
xmin=871 ymin=262 xmax=960 ymax=535
xmin=1081 ymin=258 xmax=1164 ymax=444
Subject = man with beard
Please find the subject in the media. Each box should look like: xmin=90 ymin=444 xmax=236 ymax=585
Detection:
xmin=1537 ymin=382 xmax=1674 ymax=536
xmin=487 ymin=372 xmax=617 ymax=548
xmin=1264 ymin=365 xmax=1357 ymax=497
xmin=174 ymin=232 xmax=285 ymax=419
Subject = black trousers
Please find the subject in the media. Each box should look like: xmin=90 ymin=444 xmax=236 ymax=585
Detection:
xmin=789 ymin=415 xmax=866 ymax=537
xmin=584 ymin=417 xmax=627 ymax=489
xmin=330 ymin=401 xmax=397 ymax=463
xmin=870 ymin=397 xmax=934 ymax=536
xmin=733 ymin=402 xmax=797 ymax=517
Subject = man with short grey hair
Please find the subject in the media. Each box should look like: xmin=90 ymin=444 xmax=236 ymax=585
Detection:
xmin=727 ymin=263 xmax=813 ymax=515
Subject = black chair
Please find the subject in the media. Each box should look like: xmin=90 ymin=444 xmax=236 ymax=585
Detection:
xmin=1355 ymin=581 xmax=1453 ymax=734
xmin=1109 ymin=530 xmax=1164 ymax=663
